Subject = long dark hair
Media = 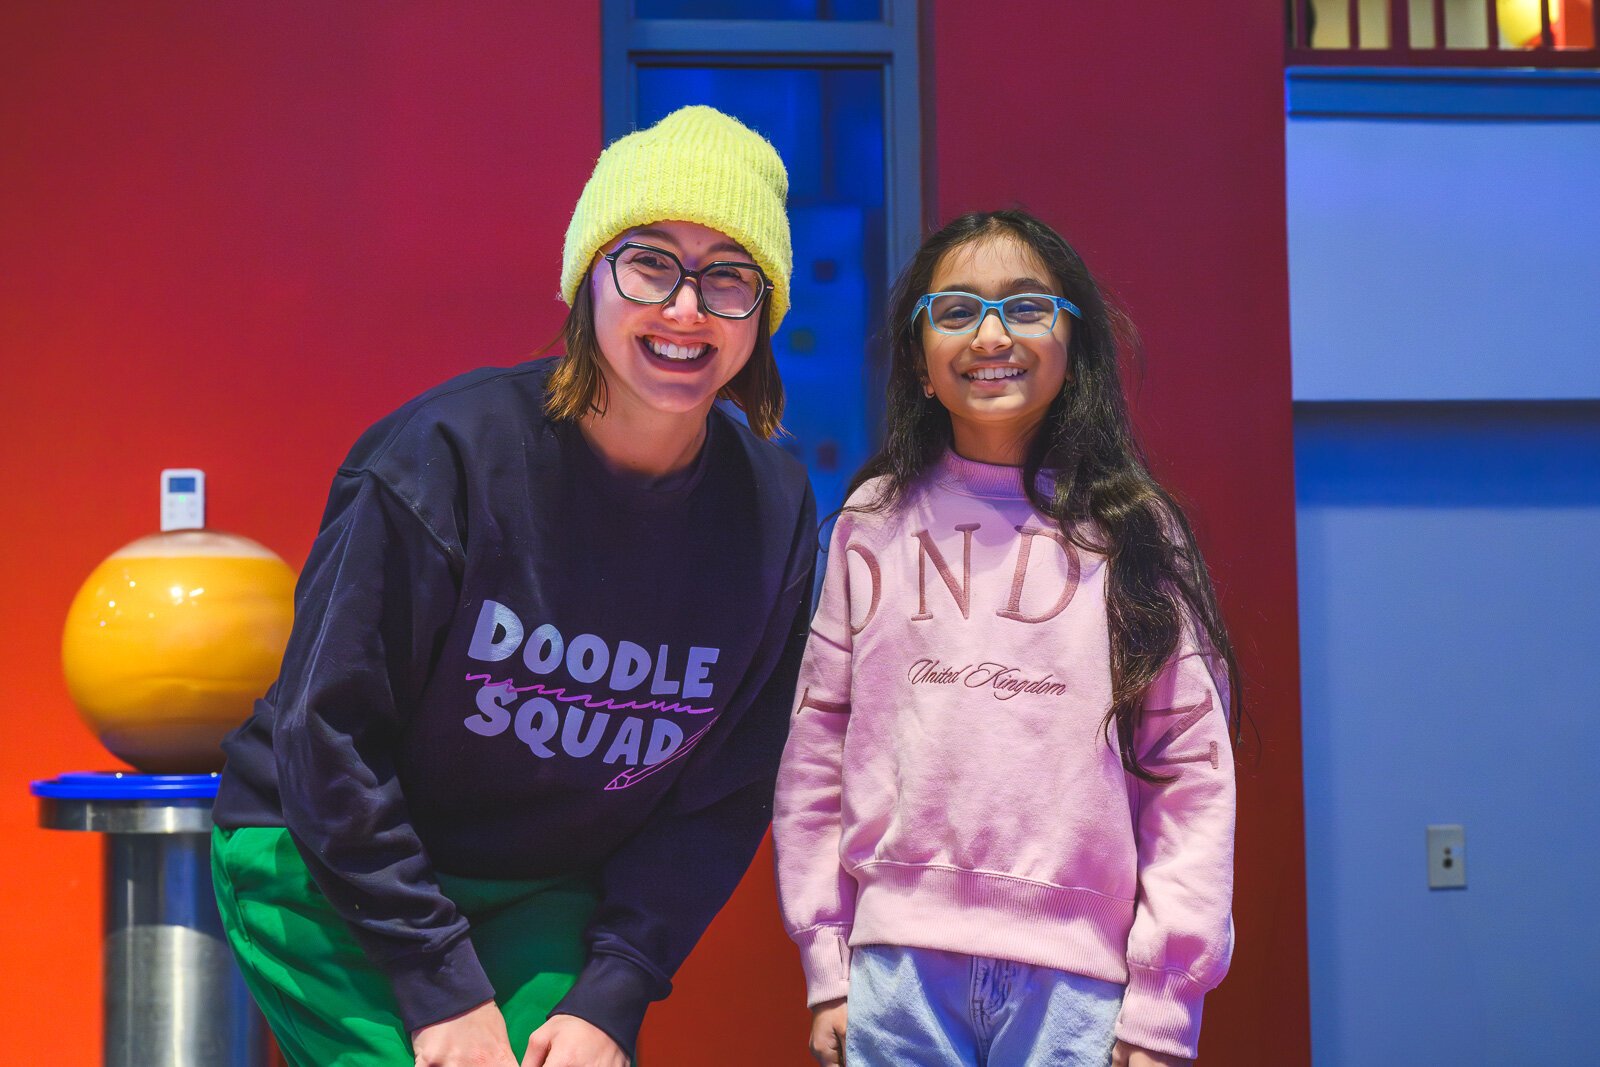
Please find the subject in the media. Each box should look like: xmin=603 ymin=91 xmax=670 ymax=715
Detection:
xmin=850 ymin=209 xmax=1241 ymax=779
xmin=544 ymin=268 xmax=786 ymax=439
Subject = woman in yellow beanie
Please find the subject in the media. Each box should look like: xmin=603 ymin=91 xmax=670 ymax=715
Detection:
xmin=211 ymin=106 xmax=815 ymax=1067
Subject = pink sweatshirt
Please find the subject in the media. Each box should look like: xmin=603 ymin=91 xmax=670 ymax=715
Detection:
xmin=773 ymin=451 xmax=1235 ymax=1059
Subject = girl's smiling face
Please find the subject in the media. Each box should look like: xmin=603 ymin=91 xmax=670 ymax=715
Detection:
xmin=920 ymin=235 xmax=1072 ymax=466
xmin=589 ymin=219 xmax=762 ymax=424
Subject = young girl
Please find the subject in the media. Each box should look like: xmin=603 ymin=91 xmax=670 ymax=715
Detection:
xmin=774 ymin=209 xmax=1239 ymax=1067
xmin=211 ymin=106 xmax=817 ymax=1067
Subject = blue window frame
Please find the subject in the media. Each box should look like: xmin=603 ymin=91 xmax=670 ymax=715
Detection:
xmin=603 ymin=2 xmax=921 ymax=518
xmin=636 ymin=0 xmax=881 ymax=20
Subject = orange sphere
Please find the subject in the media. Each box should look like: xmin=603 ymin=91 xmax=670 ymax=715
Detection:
xmin=61 ymin=531 xmax=296 ymax=773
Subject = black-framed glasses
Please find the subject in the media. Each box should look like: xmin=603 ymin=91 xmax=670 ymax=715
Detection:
xmin=601 ymin=242 xmax=772 ymax=320
xmin=911 ymin=291 xmax=1082 ymax=337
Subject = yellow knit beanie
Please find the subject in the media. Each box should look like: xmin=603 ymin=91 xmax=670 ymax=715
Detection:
xmin=561 ymin=106 xmax=792 ymax=329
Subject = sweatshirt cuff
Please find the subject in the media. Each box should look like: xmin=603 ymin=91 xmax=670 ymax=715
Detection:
xmin=383 ymin=933 xmax=497 ymax=1036
xmin=1114 ymin=963 xmax=1209 ymax=1060
xmin=549 ymin=952 xmax=670 ymax=1060
xmin=794 ymin=925 xmax=852 ymax=1007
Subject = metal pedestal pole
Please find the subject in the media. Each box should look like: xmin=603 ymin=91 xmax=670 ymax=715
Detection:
xmin=33 ymin=773 xmax=267 ymax=1067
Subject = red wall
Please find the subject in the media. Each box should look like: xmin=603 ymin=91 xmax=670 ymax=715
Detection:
xmin=931 ymin=3 xmax=1312 ymax=1062
xmin=1 ymin=4 xmax=1307 ymax=1063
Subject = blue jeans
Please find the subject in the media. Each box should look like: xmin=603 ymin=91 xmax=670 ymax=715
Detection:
xmin=845 ymin=945 xmax=1123 ymax=1067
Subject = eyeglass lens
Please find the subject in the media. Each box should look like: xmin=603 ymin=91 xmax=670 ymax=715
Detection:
xmin=612 ymin=246 xmax=765 ymax=317
xmin=927 ymin=294 xmax=1060 ymax=337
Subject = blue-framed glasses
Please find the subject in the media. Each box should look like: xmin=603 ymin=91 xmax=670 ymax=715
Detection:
xmin=911 ymin=291 xmax=1082 ymax=337
xmin=602 ymin=242 xmax=772 ymax=320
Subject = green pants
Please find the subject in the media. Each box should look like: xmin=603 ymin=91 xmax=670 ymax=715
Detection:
xmin=211 ymin=826 xmax=598 ymax=1067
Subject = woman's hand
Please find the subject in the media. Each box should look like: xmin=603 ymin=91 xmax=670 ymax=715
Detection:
xmin=411 ymin=1001 xmax=520 ymax=1066
xmin=1112 ymin=1040 xmax=1194 ymax=1067
xmin=522 ymin=1014 xmax=628 ymax=1067
xmin=808 ymin=997 xmax=848 ymax=1066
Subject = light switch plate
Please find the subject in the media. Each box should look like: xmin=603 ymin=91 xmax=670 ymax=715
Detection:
xmin=1427 ymin=824 xmax=1467 ymax=889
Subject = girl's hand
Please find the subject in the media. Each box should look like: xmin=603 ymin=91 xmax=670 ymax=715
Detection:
xmin=411 ymin=1000 xmax=520 ymax=1066
xmin=1111 ymin=1040 xmax=1194 ymax=1067
xmin=808 ymin=997 xmax=848 ymax=1066
xmin=521 ymin=1014 xmax=628 ymax=1067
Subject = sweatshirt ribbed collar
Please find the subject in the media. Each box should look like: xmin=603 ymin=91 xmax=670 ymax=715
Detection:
xmin=932 ymin=449 xmax=1042 ymax=500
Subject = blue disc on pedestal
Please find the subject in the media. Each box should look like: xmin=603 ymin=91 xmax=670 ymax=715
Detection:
xmin=30 ymin=771 xmax=221 ymax=800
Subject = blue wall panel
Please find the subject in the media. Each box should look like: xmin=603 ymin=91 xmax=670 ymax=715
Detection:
xmin=1295 ymin=403 xmax=1600 ymax=1065
xmin=1287 ymin=117 xmax=1600 ymax=401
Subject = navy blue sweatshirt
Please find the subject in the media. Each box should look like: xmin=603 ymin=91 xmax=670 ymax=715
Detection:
xmin=214 ymin=358 xmax=816 ymax=1056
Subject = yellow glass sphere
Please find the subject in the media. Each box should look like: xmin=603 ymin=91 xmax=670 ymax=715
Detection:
xmin=61 ymin=531 xmax=296 ymax=773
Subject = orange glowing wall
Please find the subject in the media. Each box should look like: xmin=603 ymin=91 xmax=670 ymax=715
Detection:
xmin=1563 ymin=0 xmax=1595 ymax=46
xmin=0 ymin=6 xmax=599 ymax=1062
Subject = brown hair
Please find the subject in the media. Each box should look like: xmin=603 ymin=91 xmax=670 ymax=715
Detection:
xmin=543 ymin=269 xmax=786 ymax=439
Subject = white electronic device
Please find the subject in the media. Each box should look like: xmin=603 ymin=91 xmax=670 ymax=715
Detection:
xmin=160 ymin=468 xmax=206 ymax=531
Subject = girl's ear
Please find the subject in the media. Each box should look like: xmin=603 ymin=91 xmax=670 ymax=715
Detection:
xmin=916 ymin=354 xmax=935 ymax=397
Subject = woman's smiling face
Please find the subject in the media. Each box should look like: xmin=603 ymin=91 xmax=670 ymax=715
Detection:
xmin=920 ymin=234 xmax=1072 ymax=465
xmin=588 ymin=219 xmax=762 ymax=424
